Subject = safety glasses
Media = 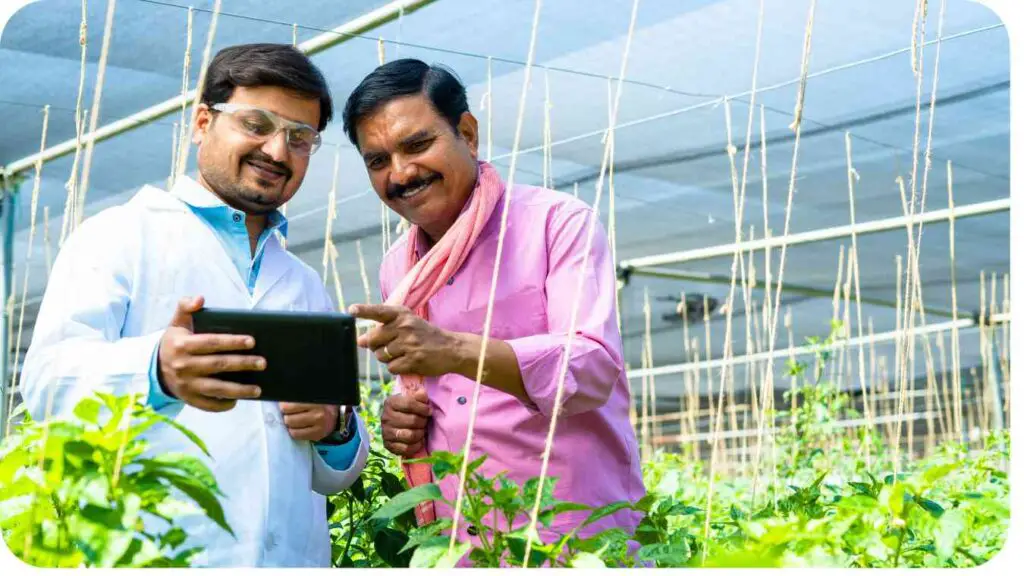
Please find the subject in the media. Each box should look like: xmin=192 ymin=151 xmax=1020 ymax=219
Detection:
xmin=211 ymin=103 xmax=322 ymax=157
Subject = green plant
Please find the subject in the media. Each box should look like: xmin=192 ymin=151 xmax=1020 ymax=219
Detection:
xmin=0 ymin=392 xmax=232 ymax=567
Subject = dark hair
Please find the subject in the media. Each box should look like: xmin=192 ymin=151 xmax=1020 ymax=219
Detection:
xmin=200 ymin=43 xmax=333 ymax=131
xmin=342 ymin=58 xmax=469 ymax=147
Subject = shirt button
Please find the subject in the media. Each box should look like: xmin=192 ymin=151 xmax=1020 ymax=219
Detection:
xmin=232 ymin=213 xmax=242 ymax=223
xmin=265 ymin=413 xmax=276 ymax=426
xmin=266 ymin=531 xmax=276 ymax=550
xmin=457 ymin=396 xmax=467 ymax=405
xmin=467 ymin=525 xmax=479 ymax=536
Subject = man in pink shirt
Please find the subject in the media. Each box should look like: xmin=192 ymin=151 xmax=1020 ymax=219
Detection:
xmin=343 ymin=59 xmax=643 ymax=551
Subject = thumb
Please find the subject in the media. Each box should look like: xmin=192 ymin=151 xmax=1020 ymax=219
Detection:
xmin=169 ymin=295 xmax=204 ymax=330
xmin=411 ymin=386 xmax=430 ymax=405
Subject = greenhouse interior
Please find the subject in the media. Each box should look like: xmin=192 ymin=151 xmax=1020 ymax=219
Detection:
xmin=0 ymin=0 xmax=1013 ymax=569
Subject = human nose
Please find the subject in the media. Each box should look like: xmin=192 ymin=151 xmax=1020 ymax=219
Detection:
xmin=260 ymin=129 xmax=290 ymax=162
xmin=389 ymin=155 xmax=418 ymax=186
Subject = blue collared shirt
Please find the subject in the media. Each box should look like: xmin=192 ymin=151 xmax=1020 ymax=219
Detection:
xmin=147 ymin=177 xmax=359 ymax=469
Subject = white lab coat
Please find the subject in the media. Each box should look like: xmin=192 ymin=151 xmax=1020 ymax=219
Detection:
xmin=20 ymin=181 xmax=368 ymax=567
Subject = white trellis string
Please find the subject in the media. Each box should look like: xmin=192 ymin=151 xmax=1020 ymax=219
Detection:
xmin=446 ymin=0 xmax=548 ymax=556
xmin=174 ymin=0 xmax=223 ymax=182
xmin=59 ymin=0 xmax=89 ymax=247
xmin=520 ymin=0 xmax=640 ymax=564
xmin=75 ymin=0 xmax=118 ymax=227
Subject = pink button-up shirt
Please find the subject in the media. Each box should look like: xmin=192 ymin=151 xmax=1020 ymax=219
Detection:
xmin=379 ymin=181 xmax=644 ymax=549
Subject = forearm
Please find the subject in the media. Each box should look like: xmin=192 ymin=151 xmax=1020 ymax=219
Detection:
xmin=447 ymin=332 xmax=529 ymax=402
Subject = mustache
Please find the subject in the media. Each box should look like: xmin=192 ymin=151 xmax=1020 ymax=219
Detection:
xmin=243 ymin=152 xmax=292 ymax=179
xmin=386 ymin=172 xmax=441 ymax=200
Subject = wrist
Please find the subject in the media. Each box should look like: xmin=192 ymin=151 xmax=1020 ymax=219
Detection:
xmin=447 ymin=331 xmax=478 ymax=378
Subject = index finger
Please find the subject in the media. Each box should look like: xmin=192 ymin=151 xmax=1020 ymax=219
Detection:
xmin=183 ymin=333 xmax=256 ymax=355
xmin=348 ymin=303 xmax=407 ymax=324
xmin=279 ymin=402 xmax=317 ymax=415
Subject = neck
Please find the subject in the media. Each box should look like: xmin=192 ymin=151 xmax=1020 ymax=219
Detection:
xmin=195 ymin=173 xmax=269 ymax=254
xmin=246 ymin=214 xmax=268 ymax=254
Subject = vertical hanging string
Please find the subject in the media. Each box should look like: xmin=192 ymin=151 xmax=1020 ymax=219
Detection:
xmin=946 ymin=162 xmax=962 ymax=442
xmin=521 ymin=0 xmax=640 ymax=564
xmin=60 ymin=0 xmax=89 ymax=247
xmin=322 ymin=145 xmax=341 ymax=285
xmin=4 ymin=106 xmax=49 ymax=438
xmin=43 ymin=206 xmax=53 ymax=278
xmin=607 ymin=76 xmax=621 ymax=332
xmin=75 ymin=0 xmax=118 ymax=227
xmin=175 ymin=0 xmax=223 ymax=182
xmin=172 ymin=7 xmax=194 ymax=191
xmin=486 ymin=56 xmax=493 ymax=162
xmin=168 ymin=121 xmax=178 ymax=191
xmin=447 ymin=0 xmax=547 ymax=555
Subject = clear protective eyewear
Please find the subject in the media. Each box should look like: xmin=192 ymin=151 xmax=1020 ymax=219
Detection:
xmin=211 ymin=103 xmax=322 ymax=156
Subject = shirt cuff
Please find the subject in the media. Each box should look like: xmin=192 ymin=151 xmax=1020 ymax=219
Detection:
xmin=314 ymin=415 xmax=361 ymax=471
xmin=505 ymin=333 xmax=577 ymax=418
xmin=147 ymin=338 xmax=179 ymax=411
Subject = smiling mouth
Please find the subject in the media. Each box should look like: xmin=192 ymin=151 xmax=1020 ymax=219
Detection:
xmin=391 ymin=175 xmax=440 ymax=201
xmin=245 ymin=160 xmax=288 ymax=181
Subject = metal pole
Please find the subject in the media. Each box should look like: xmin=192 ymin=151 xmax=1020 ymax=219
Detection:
xmin=0 ymin=180 xmax=17 ymax=435
xmin=1 ymin=0 xmax=439 ymax=177
xmin=627 ymin=312 xmax=1010 ymax=380
xmin=618 ymin=197 xmax=1010 ymax=270
xmin=625 ymin=265 xmax=958 ymax=319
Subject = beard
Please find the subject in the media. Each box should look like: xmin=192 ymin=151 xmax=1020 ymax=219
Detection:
xmin=197 ymin=155 xmax=290 ymax=215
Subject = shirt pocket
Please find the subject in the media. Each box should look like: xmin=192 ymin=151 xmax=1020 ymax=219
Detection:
xmin=454 ymin=286 xmax=548 ymax=341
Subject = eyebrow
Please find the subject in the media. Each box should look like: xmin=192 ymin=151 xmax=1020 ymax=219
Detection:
xmin=398 ymin=130 xmax=433 ymax=148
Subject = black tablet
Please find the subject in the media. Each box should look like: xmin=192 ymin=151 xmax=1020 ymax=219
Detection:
xmin=191 ymin=307 xmax=360 ymax=407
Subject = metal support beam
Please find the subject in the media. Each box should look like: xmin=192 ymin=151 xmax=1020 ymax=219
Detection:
xmin=627 ymin=311 xmax=1010 ymax=380
xmin=618 ymin=197 xmax=1010 ymax=271
xmin=622 ymin=265 xmax=958 ymax=319
xmin=1 ymin=0 xmax=438 ymax=177
xmin=0 ymin=179 xmax=18 ymax=435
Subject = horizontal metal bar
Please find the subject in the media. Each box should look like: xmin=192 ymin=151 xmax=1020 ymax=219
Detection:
xmin=626 ymin=312 xmax=1009 ymax=380
xmin=1 ymin=0 xmax=438 ymax=176
xmin=619 ymin=197 xmax=1010 ymax=270
xmin=626 ymin=266 xmax=958 ymax=319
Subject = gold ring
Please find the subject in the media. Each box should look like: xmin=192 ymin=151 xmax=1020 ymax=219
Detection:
xmin=383 ymin=344 xmax=393 ymax=362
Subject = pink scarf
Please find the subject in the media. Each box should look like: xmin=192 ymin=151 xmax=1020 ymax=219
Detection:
xmin=385 ymin=160 xmax=505 ymax=526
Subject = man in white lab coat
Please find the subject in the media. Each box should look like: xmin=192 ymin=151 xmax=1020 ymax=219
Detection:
xmin=19 ymin=43 xmax=367 ymax=567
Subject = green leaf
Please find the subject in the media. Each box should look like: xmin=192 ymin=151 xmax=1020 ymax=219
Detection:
xmin=155 ymin=415 xmax=212 ymax=457
xmin=73 ymin=398 xmax=104 ymax=424
xmin=582 ymin=501 xmax=633 ymax=528
xmin=915 ymin=497 xmax=945 ymax=518
xmin=571 ymin=551 xmax=606 ymax=568
xmin=399 ymin=518 xmax=453 ymax=554
xmin=380 ymin=472 xmax=405 ymax=498
xmin=350 ymin=475 xmax=367 ymax=502
xmin=923 ymin=463 xmax=959 ymax=485
xmin=409 ymin=536 xmax=454 ymax=568
xmin=370 ymin=483 xmax=442 ymax=523
xmin=434 ymin=540 xmax=472 ymax=569
xmin=539 ymin=501 xmax=591 ymax=527
xmin=373 ymin=527 xmax=413 ymax=567
xmin=637 ymin=541 xmax=692 ymax=566
xmin=161 ymin=472 xmax=233 ymax=537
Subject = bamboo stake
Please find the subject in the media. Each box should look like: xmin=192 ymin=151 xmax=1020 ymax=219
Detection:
xmin=946 ymin=161 xmax=963 ymax=442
